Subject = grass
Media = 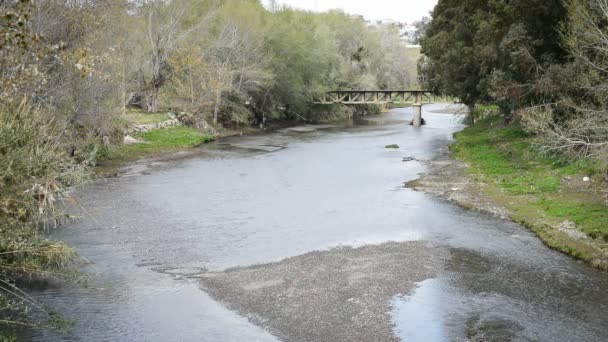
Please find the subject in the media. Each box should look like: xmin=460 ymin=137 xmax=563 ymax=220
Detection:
xmin=534 ymin=199 xmax=608 ymax=240
xmin=97 ymin=126 xmax=214 ymax=172
xmin=391 ymin=103 xmax=412 ymax=108
xmin=124 ymin=109 xmax=171 ymax=125
xmin=450 ymin=112 xmax=608 ymax=267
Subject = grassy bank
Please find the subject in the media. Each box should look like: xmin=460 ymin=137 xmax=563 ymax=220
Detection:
xmin=451 ymin=111 xmax=608 ymax=269
xmin=97 ymin=126 xmax=214 ymax=173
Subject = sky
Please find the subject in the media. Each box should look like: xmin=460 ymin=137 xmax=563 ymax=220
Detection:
xmin=263 ymin=0 xmax=438 ymax=23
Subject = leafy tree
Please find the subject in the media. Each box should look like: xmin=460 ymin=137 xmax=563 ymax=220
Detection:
xmin=420 ymin=0 xmax=567 ymax=114
xmin=419 ymin=0 xmax=489 ymax=109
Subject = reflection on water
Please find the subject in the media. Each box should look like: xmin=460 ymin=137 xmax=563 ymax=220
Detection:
xmin=393 ymin=248 xmax=608 ymax=341
xmin=18 ymin=104 xmax=608 ymax=341
xmin=392 ymin=279 xmax=448 ymax=342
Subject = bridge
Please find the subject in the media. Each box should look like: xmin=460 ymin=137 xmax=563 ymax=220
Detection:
xmin=313 ymin=90 xmax=434 ymax=127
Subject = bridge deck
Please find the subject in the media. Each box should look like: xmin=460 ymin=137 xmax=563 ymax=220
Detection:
xmin=313 ymin=90 xmax=434 ymax=105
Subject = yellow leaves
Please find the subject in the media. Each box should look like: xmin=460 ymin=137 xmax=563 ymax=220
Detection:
xmin=170 ymin=47 xmax=209 ymax=72
xmin=0 ymin=199 xmax=28 ymax=221
xmin=72 ymin=47 xmax=90 ymax=78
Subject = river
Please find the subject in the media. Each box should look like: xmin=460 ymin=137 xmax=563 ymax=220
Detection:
xmin=20 ymin=104 xmax=608 ymax=341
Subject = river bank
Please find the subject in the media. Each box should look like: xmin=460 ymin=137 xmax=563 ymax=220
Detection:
xmin=96 ymin=103 xmax=386 ymax=175
xmin=407 ymin=113 xmax=608 ymax=270
xmin=96 ymin=116 xmax=306 ymax=176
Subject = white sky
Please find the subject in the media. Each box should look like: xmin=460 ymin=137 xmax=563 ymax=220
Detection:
xmin=263 ymin=0 xmax=438 ymax=23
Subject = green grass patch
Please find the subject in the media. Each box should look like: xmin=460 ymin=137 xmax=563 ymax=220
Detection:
xmin=132 ymin=126 xmax=212 ymax=147
xmin=451 ymin=113 xmax=608 ymax=248
xmin=124 ymin=111 xmax=171 ymax=125
xmin=534 ymin=199 xmax=608 ymax=241
xmin=97 ymin=126 xmax=214 ymax=172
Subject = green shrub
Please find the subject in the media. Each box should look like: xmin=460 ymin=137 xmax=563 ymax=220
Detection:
xmin=1 ymin=101 xmax=84 ymax=329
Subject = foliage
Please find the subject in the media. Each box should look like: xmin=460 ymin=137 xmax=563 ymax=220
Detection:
xmin=422 ymin=0 xmax=608 ymax=171
xmin=0 ymin=0 xmax=110 ymax=330
xmin=0 ymin=101 xmax=84 ymax=329
xmin=517 ymin=0 xmax=608 ymax=172
xmin=420 ymin=0 xmax=567 ymax=111
xmin=155 ymin=3 xmax=420 ymax=125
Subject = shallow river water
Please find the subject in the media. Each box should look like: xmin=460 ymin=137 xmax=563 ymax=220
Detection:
xmin=20 ymin=104 xmax=608 ymax=341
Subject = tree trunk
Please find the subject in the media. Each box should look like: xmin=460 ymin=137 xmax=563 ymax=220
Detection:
xmin=213 ymin=89 xmax=221 ymax=124
xmin=145 ymin=87 xmax=159 ymax=113
xmin=468 ymin=104 xmax=475 ymax=124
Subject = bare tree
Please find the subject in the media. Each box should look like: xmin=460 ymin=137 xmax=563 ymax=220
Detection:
xmin=520 ymin=0 xmax=608 ymax=171
xmin=132 ymin=0 xmax=215 ymax=113
xmin=210 ymin=21 xmax=270 ymax=123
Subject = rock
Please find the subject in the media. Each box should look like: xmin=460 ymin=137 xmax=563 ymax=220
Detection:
xmin=126 ymin=117 xmax=182 ymax=138
xmin=583 ymin=176 xmax=591 ymax=182
xmin=123 ymin=135 xmax=141 ymax=144
xmin=563 ymin=176 xmax=573 ymax=181
xmin=402 ymin=157 xmax=415 ymax=162
xmin=385 ymin=144 xmax=399 ymax=149
xmin=558 ymin=220 xmax=587 ymax=239
xmin=102 ymin=135 xmax=111 ymax=146
xmin=560 ymin=220 xmax=576 ymax=230
xmin=451 ymin=188 xmax=461 ymax=191
xmin=408 ymin=118 xmax=426 ymax=126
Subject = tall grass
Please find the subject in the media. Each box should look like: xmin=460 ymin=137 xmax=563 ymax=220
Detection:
xmin=1 ymin=99 xmax=87 ymax=332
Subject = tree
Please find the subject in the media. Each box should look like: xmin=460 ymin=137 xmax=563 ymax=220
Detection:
xmin=420 ymin=0 xmax=567 ymax=113
xmin=419 ymin=0 xmax=489 ymax=109
xmin=129 ymin=0 xmax=214 ymax=113
xmin=519 ymin=0 xmax=608 ymax=169
xmin=372 ymin=24 xmax=418 ymax=89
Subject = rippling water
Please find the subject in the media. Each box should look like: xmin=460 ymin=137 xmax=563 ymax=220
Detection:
xmin=19 ymin=105 xmax=608 ymax=341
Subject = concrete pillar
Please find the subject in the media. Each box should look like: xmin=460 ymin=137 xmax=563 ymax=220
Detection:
xmin=412 ymin=103 xmax=422 ymax=127
xmin=412 ymin=91 xmax=422 ymax=127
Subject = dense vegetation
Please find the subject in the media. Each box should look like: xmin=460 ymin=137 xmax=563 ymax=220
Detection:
xmin=421 ymin=0 xmax=608 ymax=266
xmin=421 ymin=0 xmax=608 ymax=172
xmin=0 ymin=0 xmax=419 ymax=332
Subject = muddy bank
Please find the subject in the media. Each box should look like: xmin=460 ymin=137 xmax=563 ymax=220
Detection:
xmin=198 ymin=242 xmax=447 ymax=342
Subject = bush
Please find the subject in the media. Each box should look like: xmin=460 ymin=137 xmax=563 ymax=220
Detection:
xmin=1 ymin=100 xmax=86 ymax=329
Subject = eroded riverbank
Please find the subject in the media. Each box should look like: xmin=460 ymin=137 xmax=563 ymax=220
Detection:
xmin=20 ymin=104 xmax=608 ymax=341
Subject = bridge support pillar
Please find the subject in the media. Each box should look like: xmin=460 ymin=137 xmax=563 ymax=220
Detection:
xmin=412 ymin=104 xmax=422 ymax=127
xmin=412 ymin=92 xmax=423 ymax=127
